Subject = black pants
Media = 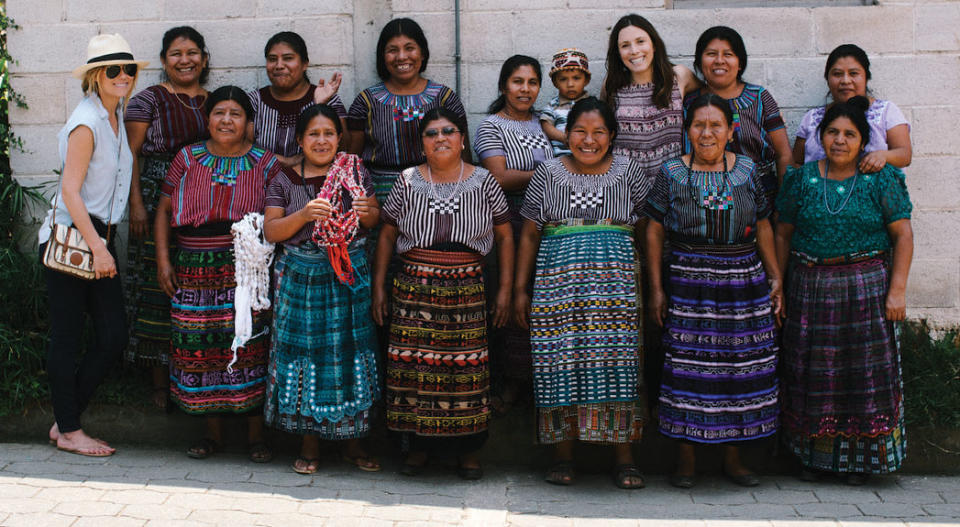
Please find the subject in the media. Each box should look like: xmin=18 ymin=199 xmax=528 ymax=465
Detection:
xmin=41 ymin=241 xmax=127 ymax=434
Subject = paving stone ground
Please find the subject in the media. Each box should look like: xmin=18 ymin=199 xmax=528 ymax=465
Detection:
xmin=1 ymin=443 xmax=958 ymax=526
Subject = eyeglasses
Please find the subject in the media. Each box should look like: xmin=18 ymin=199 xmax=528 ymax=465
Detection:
xmin=423 ymin=126 xmax=460 ymax=138
xmin=105 ymin=64 xmax=138 ymax=79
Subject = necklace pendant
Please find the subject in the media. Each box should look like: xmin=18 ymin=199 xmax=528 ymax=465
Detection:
xmin=822 ymin=170 xmax=859 ymax=215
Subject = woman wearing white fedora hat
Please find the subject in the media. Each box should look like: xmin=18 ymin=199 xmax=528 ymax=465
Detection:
xmin=39 ymin=33 xmax=147 ymax=457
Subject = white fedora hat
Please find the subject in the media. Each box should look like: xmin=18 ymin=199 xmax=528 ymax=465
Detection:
xmin=72 ymin=33 xmax=149 ymax=79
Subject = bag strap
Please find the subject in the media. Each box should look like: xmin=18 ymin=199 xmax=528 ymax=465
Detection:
xmin=50 ymin=108 xmax=123 ymax=244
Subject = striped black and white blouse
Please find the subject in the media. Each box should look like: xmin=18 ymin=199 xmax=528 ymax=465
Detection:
xmin=247 ymin=86 xmax=347 ymax=158
xmin=521 ymin=156 xmax=652 ymax=229
xmin=381 ymin=165 xmax=511 ymax=255
xmin=474 ymin=114 xmax=554 ymax=204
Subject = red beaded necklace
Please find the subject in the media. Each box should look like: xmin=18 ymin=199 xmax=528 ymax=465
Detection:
xmin=309 ymin=152 xmax=367 ymax=286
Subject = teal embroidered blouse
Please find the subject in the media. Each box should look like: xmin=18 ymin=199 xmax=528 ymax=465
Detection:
xmin=776 ymin=161 xmax=912 ymax=261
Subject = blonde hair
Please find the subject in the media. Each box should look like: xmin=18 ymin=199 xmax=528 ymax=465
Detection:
xmin=81 ymin=68 xmax=102 ymax=95
xmin=80 ymin=66 xmax=139 ymax=109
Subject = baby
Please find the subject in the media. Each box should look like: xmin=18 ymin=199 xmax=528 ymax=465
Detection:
xmin=540 ymin=48 xmax=591 ymax=157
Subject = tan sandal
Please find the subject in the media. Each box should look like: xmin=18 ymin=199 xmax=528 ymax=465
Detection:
xmin=292 ymin=457 xmax=321 ymax=475
xmin=57 ymin=441 xmax=115 ymax=458
xmin=342 ymin=452 xmax=382 ymax=472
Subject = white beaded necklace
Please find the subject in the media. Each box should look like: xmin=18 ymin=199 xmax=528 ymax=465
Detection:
xmin=426 ymin=161 xmax=466 ymax=202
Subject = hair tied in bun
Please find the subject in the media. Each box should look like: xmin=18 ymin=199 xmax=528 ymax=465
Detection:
xmin=846 ymin=95 xmax=870 ymax=113
xmin=818 ymin=94 xmax=872 ymax=147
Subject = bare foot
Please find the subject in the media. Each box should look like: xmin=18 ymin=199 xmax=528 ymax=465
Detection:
xmin=151 ymin=387 xmax=168 ymax=409
xmin=57 ymin=429 xmax=115 ymax=457
xmin=342 ymin=439 xmax=381 ymax=471
xmin=50 ymin=422 xmax=109 ymax=447
xmin=723 ymin=446 xmax=755 ymax=477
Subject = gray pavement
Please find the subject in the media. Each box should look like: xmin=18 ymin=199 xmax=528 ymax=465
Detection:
xmin=0 ymin=442 xmax=958 ymax=526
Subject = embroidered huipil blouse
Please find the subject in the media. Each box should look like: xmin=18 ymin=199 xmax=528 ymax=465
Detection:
xmin=520 ymin=156 xmax=652 ymax=229
xmin=347 ymin=81 xmax=465 ymax=169
xmin=161 ymin=143 xmax=284 ymax=228
xmin=380 ymin=166 xmax=510 ymax=255
xmin=776 ymin=162 xmax=912 ymax=262
xmin=474 ymin=113 xmax=554 ymax=206
xmin=645 ymin=155 xmax=770 ymax=245
xmin=247 ymin=87 xmax=347 ymax=158
xmin=264 ymin=153 xmax=375 ymax=248
xmin=125 ymin=85 xmax=209 ymax=156
xmin=611 ymin=80 xmax=684 ymax=180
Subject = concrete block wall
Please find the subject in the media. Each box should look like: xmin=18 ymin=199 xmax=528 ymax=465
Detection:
xmin=7 ymin=0 xmax=960 ymax=326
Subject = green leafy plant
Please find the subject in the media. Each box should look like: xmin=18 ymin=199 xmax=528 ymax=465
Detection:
xmin=0 ymin=4 xmax=51 ymax=417
xmin=0 ymin=5 xmax=24 ymax=168
xmin=901 ymin=320 xmax=960 ymax=429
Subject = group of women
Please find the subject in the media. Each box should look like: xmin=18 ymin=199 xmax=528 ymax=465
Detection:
xmin=42 ymin=13 xmax=914 ymax=491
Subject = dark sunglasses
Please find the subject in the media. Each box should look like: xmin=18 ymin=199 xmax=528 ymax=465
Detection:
xmin=423 ymin=126 xmax=460 ymax=138
xmin=105 ymin=64 xmax=138 ymax=79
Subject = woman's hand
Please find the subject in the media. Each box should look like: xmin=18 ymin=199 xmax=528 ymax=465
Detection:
xmin=512 ymin=290 xmax=531 ymax=330
xmin=492 ymin=286 xmax=511 ymax=328
xmin=649 ymin=286 xmax=667 ymax=327
xmin=93 ymin=247 xmax=117 ymax=280
xmin=768 ymin=277 xmax=784 ymax=327
xmin=128 ymin=199 xmax=149 ymax=239
xmin=859 ymin=150 xmax=887 ymax=173
xmin=353 ymin=196 xmax=376 ymax=220
xmin=885 ymin=287 xmax=907 ymax=321
xmin=371 ymin=283 xmax=388 ymax=327
xmin=157 ymin=257 xmax=178 ymax=298
xmin=313 ymin=72 xmax=343 ymax=105
xmin=298 ymin=197 xmax=333 ymax=222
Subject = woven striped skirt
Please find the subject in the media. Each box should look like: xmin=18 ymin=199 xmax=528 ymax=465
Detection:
xmin=385 ymin=248 xmax=490 ymax=439
xmin=264 ymin=245 xmax=379 ymax=438
xmin=124 ymin=154 xmax=175 ymax=365
xmin=532 ymin=222 xmax=645 ymax=444
xmin=658 ymin=243 xmax=779 ymax=443
xmin=782 ymin=256 xmax=905 ymax=473
xmin=168 ymin=233 xmax=269 ymax=414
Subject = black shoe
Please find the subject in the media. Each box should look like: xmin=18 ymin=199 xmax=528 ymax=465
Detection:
xmin=669 ymin=472 xmax=696 ymax=489
xmin=724 ymin=469 xmax=760 ymax=487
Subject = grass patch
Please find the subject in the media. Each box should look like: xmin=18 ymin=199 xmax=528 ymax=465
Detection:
xmin=902 ymin=320 xmax=960 ymax=429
